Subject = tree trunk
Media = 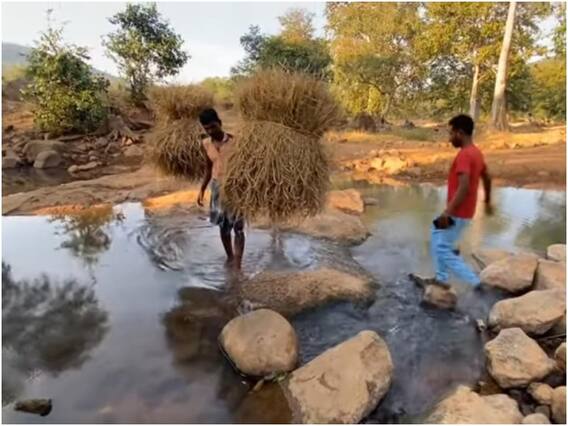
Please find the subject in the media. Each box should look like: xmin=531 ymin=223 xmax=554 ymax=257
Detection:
xmin=491 ymin=1 xmax=517 ymax=131
xmin=380 ymin=95 xmax=392 ymax=123
xmin=469 ymin=63 xmax=481 ymax=123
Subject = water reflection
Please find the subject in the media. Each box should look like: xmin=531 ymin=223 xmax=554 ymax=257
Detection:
xmin=516 ymin=191 xmax=566 ymax=250
xmin=2 ymin=263 xmax=109 ymax=405
xmin=49 ymin=205 xmax=123 ymax=269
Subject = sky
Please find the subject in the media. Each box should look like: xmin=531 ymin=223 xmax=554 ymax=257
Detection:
xmin=2 ymin=1 xmax=327 ymax=82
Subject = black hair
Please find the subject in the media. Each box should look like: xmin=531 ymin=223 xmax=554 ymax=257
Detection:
xmin=449 ymin=114 xmax=474 ymax=136
xmin=199 ymin=108 xmax=222 ymax=126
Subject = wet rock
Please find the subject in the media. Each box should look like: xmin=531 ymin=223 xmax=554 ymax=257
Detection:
xmin=551 ymin=386 xmax=566 ymax=424
xmin=488 ymin=289 xmax=566 ymax=335
xmin=423 ymin=285 xmax=457 ymax=310
xmin=472 ymin=248 xmax=513 ymax=269
xmin=33 ymin=150 xmax=62 ymax=169
xmin=124 ymin=145 xmax=145 ymax=158
xmin=68 ymin=161 xmax=101 ymax=174
xmin=239 ymin=268 xmax=374 ymax=317
xmin=325 ymin=189 xmax=364 ymax=215
xmin=363 ymin=197 xmax=379 ymax=207
xmin=555 ymin=343 xmax=566 ymax=372
xmin=282 ymin=330 xmax=393 ymax=423
xmin=528 ymin=383 xmax=554 ymax=405
xmin=219 ymin=309 xmax=298 ymax=377
xmin=535 ymin=260 xmax=566 ymax=291
xmin=14 ymin=399 xmax=52 ymax=416
xmin=427 ymin=386 xmax=522 ymax=424
xmin=522 ymin=413 xmax=550 ymax=424
xmin=257 ymin=208 xmax=370 ymax=245
xmin=23 ymin=140 xmax=66 ymax=163
xmin=480 ymin=253 xmax=539 ymax=293
xmin=547 ymin=244 xmax=566 ymax=263
xmin=535 ymin=405 xmax=551 ymax=419
xmin=485 ymin=328 xmax=556 ymax=389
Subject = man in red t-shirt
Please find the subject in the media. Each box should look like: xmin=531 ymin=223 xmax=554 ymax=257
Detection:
xmin=430 ymin=114 xmax=493 ymax=289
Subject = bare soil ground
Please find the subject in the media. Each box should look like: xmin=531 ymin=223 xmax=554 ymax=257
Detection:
xmin=2 ymin=103 xmax=565 ymax=215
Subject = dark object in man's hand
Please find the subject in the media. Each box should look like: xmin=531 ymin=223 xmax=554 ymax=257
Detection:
xmin=433 ymin=216 xmax=455 ymax=230
xmin=14 ymin=399 xmax=52 ymax=416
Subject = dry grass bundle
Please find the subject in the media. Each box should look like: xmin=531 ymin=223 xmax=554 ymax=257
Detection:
xmin=149 ymin=85 xmax=214 ymax=122
xmin=146 ymin=118 xmax=207 ymax=180
xmin=236 ymin=69 xmax=341 ymax=136
xmin=222 ymin=121 xmax=329 ymax=221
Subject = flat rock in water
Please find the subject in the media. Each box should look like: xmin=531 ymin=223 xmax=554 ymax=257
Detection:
xmin=488 ymin=289 xmax=566 ymax=335
xmin=426 ymin=386 xmax=522 ymax=424
xmin=480 ymin=253 xmax=539 ymax=293
xmin=14 ymin=399 xmax=52 ymax=416
xmin=24 ymin=140 xmax=66 ymax=163
xmin=239 ymin=267 xmax=374 ymax=317
xmin=522 ymin=413 xmax=550 ymax=424
xmin=552 ymin=386 xmax=566 ymax=424
xmin=325 ymin=189 xmax=365 ymax=215
xmin=555 ymin=343 xmax=566 ymax=373
xmin=472 ymin=248 xmax=513 ymax=269
xmin=423 ymin=285 xmax=457 ymax=310
xmin=485 ymin=328 xmax=556 ymax=389
xmin=547 ymin=244 xmax=566 ymax=262
xmin=3 ymin=154 xmax=20 ymax=169
xmin=219 ymin=309 xmax=298 ymax=377
xmin=528 ymin=382 xmax=554 ymax=405
xmin=33 ymin=150 xmax=62 ymax=169
xmin=535 ymin=260 xmax=566 ymax=291
xmin=281 ymin=330 xmax=393 ymax=424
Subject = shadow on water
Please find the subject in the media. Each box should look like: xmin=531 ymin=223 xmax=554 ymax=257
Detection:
xmin=2 ymin=185 xmax=565 ymax=423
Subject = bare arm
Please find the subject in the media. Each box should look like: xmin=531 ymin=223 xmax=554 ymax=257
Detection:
xmin=445 ymin=173 xmax=469 ymax=216
xmin=200 ymin=157 xmax=213 ymax=194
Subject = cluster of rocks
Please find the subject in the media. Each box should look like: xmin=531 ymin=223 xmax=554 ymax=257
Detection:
xmin=2 ymin=114 xmax=148 ymax=174
xmin=428 ymin=244 xmax=566 ymax=424
xmin=219 ymin=309 xmax=394 ymax=423
xmin=344 ymin=149 xmax=415 ymax=177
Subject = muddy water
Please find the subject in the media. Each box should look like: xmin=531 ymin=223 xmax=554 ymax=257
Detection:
xmin=2 ymin=185 xmax=565 ymax=423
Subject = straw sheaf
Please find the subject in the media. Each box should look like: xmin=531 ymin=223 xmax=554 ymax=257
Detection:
xmin=146 ymin=118 xmax=208 ymax=181
xmin=149 ymin=85 xmax=214 ymax=122
xmin=236 ymin=69 xmax=341 ymax=137
xmin=221 ymin=120 xmax=329 ymax=222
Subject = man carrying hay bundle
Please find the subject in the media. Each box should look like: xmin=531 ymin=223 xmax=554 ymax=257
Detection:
xmin=197 ymin=108 xmax=245 ymax=270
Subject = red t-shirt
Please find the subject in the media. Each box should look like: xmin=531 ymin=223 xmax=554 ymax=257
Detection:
xmin=447 ymin=144 xmax=486 ymax=219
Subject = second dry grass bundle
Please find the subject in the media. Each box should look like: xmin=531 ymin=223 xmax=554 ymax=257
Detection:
xmin=146 ymin=85 xmax=213 ymax=180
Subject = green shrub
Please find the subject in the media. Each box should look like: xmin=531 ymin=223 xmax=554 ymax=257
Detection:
xmin=22 ymin=25 xmax=109 ymax=135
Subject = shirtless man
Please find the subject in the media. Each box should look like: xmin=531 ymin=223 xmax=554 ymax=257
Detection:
xmin=197 ymin=108 xmax=245 ymax=269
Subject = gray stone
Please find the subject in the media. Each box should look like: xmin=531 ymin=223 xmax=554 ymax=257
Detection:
xmin=522 ymin=413 xmax=550 ymax=424
xmin=33 ymin=150 xmax=62 ymax=169
xmin=547 ymin=244 xmax=566 ymax=262
xmin=480 ymin=253 xmax=539 ymax=293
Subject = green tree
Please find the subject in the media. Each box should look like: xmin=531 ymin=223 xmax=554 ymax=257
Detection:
xmin=530 ymin=58 xmax=566 ymax=119
xmin=278 ymin=8 xmax=316 ymax=44
xmin=326 ymin=2 xmax=422 ymax=119
xmin=200 ymin=77 xmax=235 ymax=105
xmin=104 ymin=3 xmax=189 ymax=104
xmin=553 ymin=2 xmax=566 ymax=57
xmin=230 ymin=25 xmax=267 ymax=76
xmin=22 ymin=15 xmax=109 ymax=135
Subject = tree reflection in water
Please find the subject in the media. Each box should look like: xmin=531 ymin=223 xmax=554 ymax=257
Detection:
xmin=49 ymin=205 xmax=124 ymax=268
xmin=2 ymin=263 xmax=109 ymax=405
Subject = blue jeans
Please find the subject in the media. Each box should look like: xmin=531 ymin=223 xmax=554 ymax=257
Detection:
xmin=430 ymin=216 xmax=481 ymax=287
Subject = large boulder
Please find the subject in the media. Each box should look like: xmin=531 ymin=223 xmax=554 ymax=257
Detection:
xmin=426 ymin=386 xmax=523 ymax=424
xmin=480 ymin=253 xmax=539 ymax=293
xmin=555 ymin=343 xmax=566 ymax=373
xmin=282 ymin=330 xmax=393 ymax=423
xmin=239 ymin=268 xmax=374 ymax=317
xmin=325 ymin=189 xmax=365 ymax=215
xmin=33 ymin=150 xmax=62 ymax=169
xmin=219 ymin=309 xmax=298 ymax=377
xmin=472 ymin=248 xmax=513 ymax=269
xmin=551 ymin=386 xmax=566 ymax=424
xmin=488 ymin=289 xmax=566 ymax=335
xmin=485 ymin=328 xmax=556 ymax=389
xmin=23 ymin=140 xmax=66 ymax=163
xmin=528 ymin=383 xmax=554 ymax=406
xmin=522 ymin=413 xmax=550 ymax=424
xmin=255 ymin=208 xmax=370 ymax=246
xmin=535 ymin=260 xmax=566 ymax=291
xmin=547 ymin=244 xmax=566 ymax=263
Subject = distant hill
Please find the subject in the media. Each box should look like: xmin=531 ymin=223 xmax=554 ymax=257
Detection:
xmin=2 ymin=42 xmax=118 ymax=81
